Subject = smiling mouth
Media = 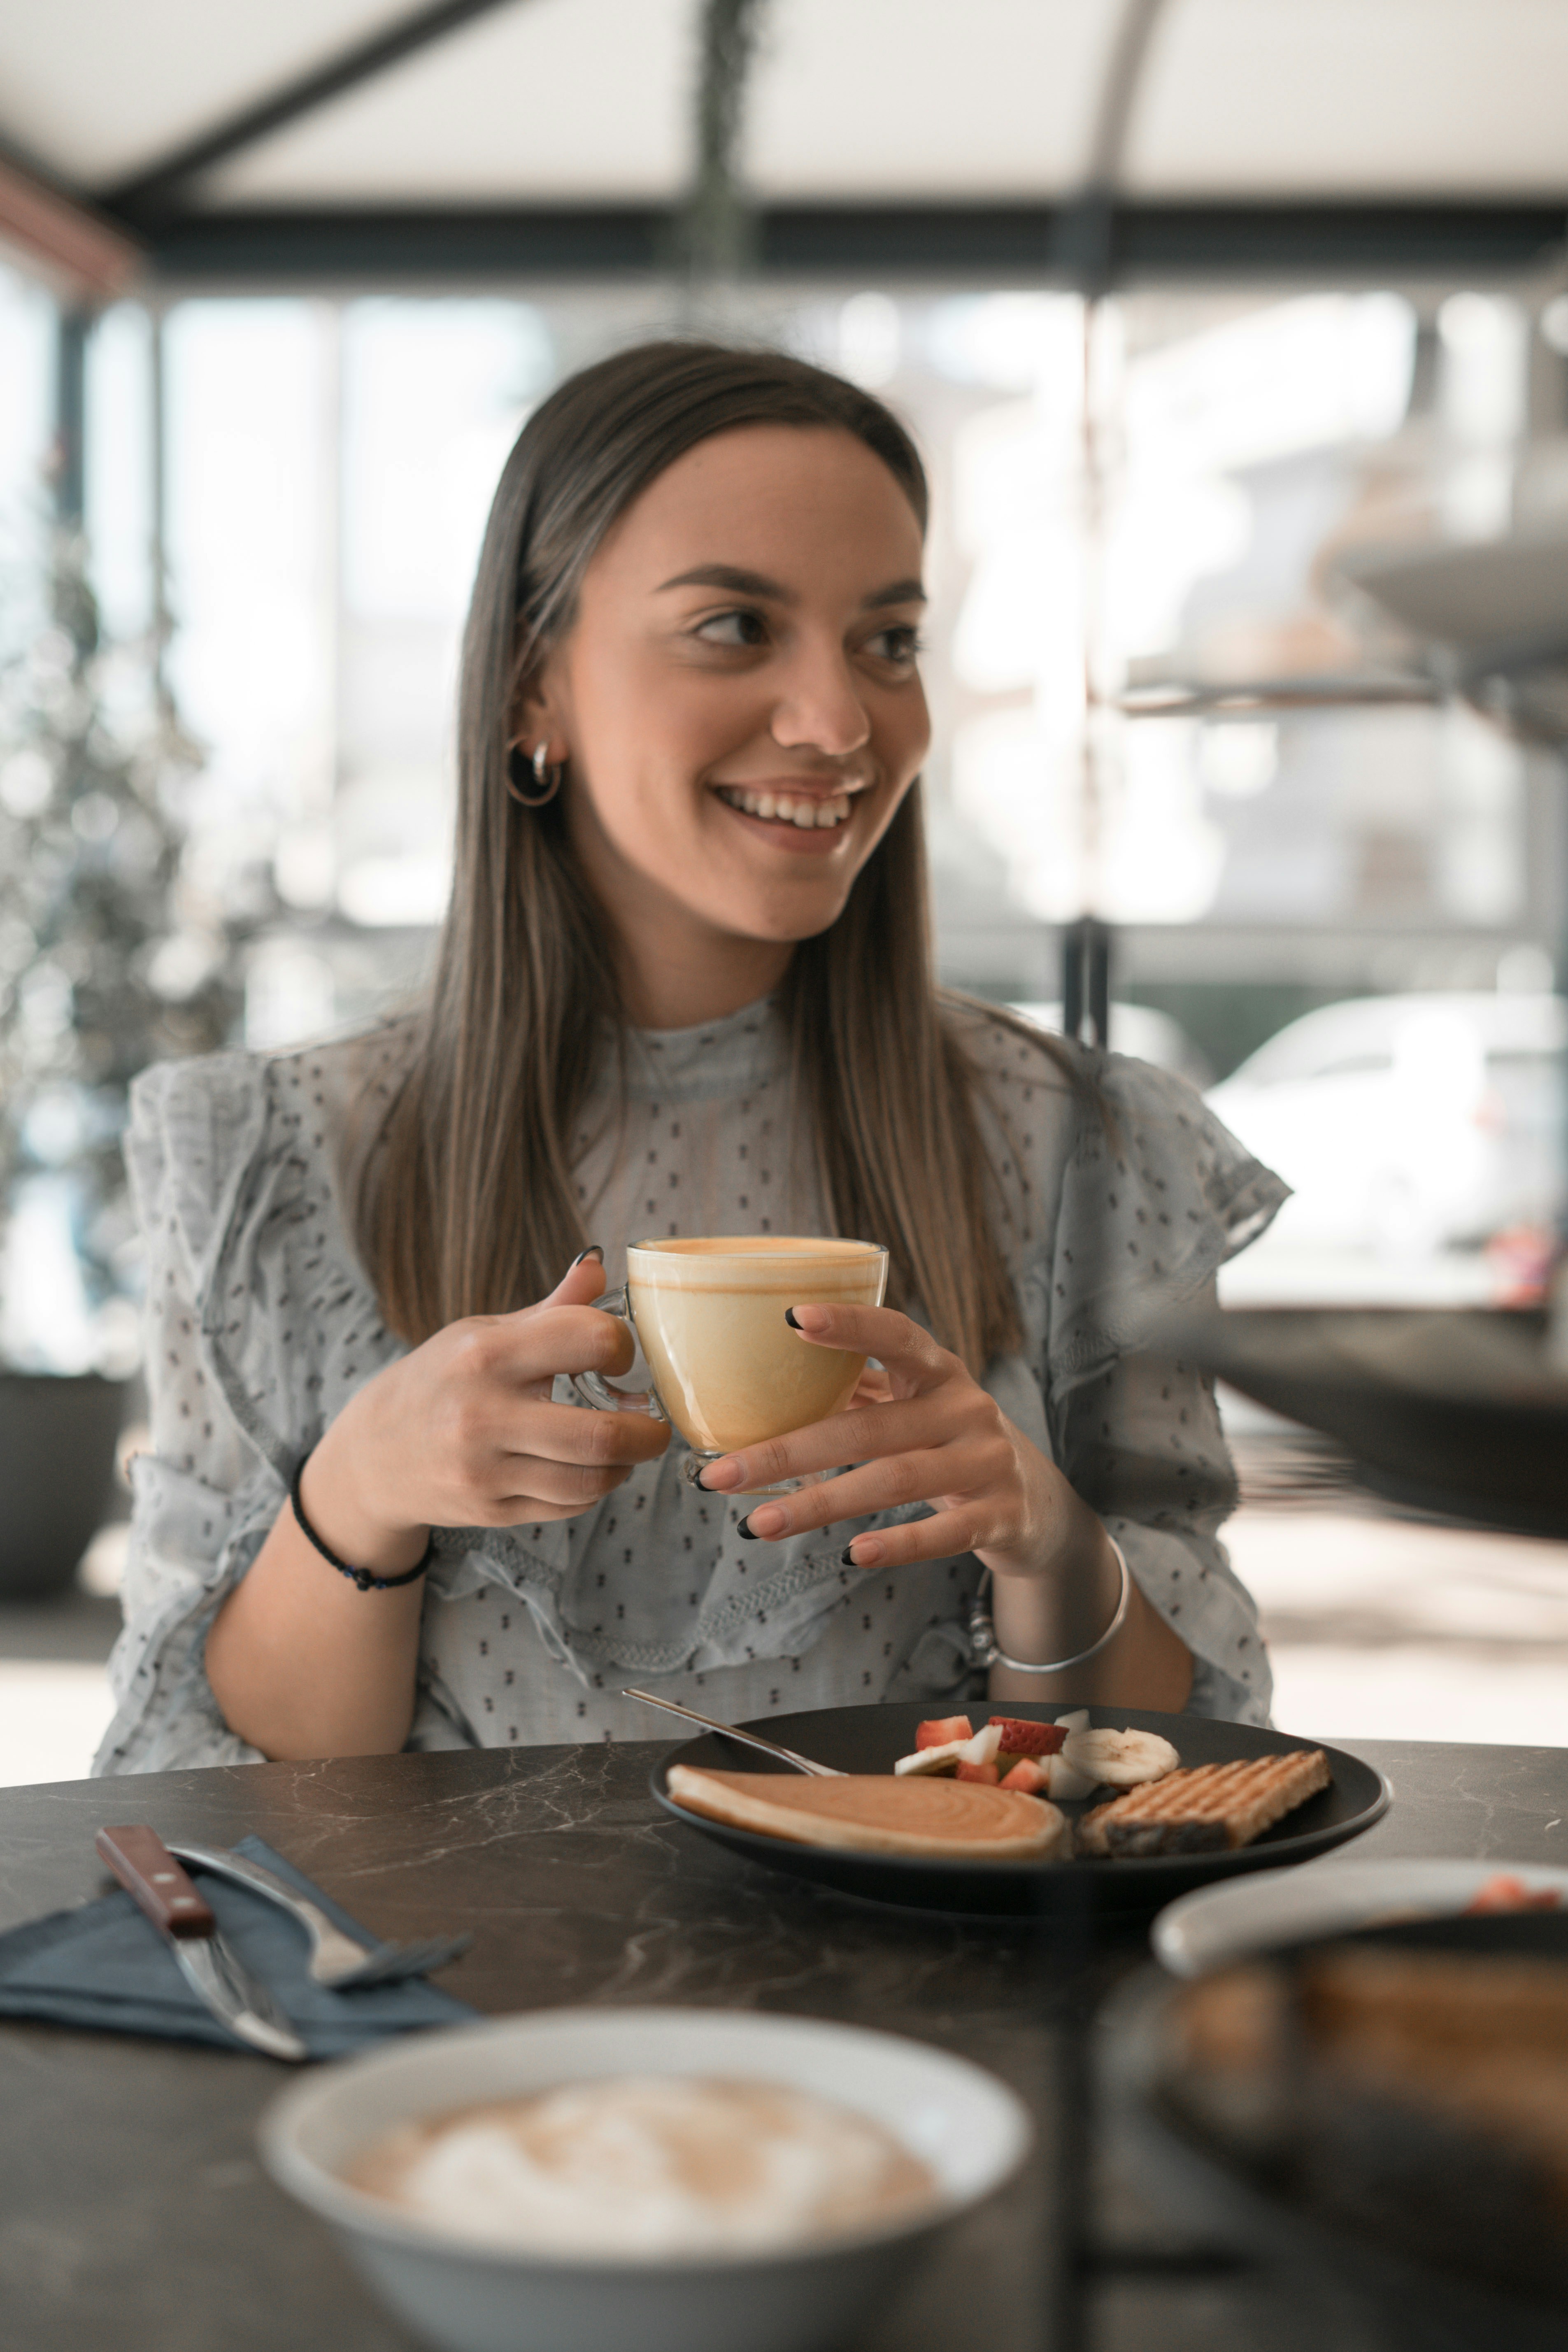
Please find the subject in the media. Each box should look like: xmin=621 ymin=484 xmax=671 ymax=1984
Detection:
xmin=715 ymin=784 xmax=863 ymax=831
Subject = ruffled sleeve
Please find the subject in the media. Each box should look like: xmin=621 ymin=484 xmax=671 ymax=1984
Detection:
xmin=95 ymin=1054 xmax=280 ymax=1773
xmin=1000 ymin=1044 xmax=1290 ymax=1724
xmin=1038 ymin=1051 xmax=1289 ymax=1405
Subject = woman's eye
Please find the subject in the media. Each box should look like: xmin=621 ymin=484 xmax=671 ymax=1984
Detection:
xmin=867 ymin=625 xmax=924 ymax=668
xmin=693 ymin=608 xmax=768 ymax=649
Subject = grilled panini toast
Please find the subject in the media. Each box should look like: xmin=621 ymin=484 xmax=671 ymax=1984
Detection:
xmin=1077 ymin=1749 xmax=1330 ymax=1857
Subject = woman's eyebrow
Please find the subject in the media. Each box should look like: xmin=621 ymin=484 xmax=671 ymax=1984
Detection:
xmin=863 ymin=576 xmax=927 ymax=610
xmin=656 ymin=563 xmax=927 ymax=608
xmin=657 ymin=563 xmax=793 ymax=600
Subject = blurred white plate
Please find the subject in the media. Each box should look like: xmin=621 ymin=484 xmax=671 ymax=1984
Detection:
xmin=1152 ymin=1855 xmax=1568 ymax=1977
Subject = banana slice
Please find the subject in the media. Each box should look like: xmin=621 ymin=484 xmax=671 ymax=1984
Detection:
xmin=1060 ymin=1726 xmax=1180 ymax=1789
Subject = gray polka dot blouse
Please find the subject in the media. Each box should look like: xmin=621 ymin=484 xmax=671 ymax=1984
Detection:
xmin=94 ymin=998 xmax=1289 ymax=1775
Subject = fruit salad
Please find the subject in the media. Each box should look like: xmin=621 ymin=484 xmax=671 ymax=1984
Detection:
xmin=893 ymin=1714 xmax=1179 ymax=1803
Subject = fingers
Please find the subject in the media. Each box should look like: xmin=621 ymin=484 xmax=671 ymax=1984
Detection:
xmin=838 ymin=1508 xmax=987 ymax=1572
xmin=785 ymin=1302 xmax=953 ymax=1385
xmin=485 ymin=1453 xmax=635 ymax=1511
xmin=740 ymin=1495 xmax=989 ymax=1572
xmin=699 ymin=1382 xmax=998 ymax=1498
xmin=735 ymin=1449 xmax=952 ymax=1539
xmin=427 ymin=1388 xmax=667 ymax=1517
xmin=453 ymin=1300 xmax=637 ymax=1385
xmin=497 ymin=1396 xmax=668 ymax=1473
xmin=426 ymin=1401 xmax=669 ymax=1524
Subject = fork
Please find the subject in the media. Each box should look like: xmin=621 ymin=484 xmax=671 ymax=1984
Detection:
xmin=621 ymin=1687 xmax=844 ymax=1776
xmin=168 ymin=1841 xmax=473 ymax=1989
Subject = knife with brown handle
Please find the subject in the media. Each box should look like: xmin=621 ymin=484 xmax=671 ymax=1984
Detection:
xmin=96 ymin=1825 xmax=307 ymax=2062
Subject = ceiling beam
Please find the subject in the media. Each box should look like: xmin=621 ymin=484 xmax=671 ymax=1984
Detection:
xmin=0 ymin=149 xmax=141 ymax=299
xmin=132 ymin=202 xmax=1568 ymax=287
xmin=104 ymin=0 xmax=528 ymax=228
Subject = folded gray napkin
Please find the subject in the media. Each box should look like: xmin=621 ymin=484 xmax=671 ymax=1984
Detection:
xmin=0 ymin=1834 xmax=474 ymax=2058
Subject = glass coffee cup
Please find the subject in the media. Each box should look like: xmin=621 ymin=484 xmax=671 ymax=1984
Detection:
xmin=571 ymin=1237 xmax=889 ymax=1496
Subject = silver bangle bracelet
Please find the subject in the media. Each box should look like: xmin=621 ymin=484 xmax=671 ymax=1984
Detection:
xmin=968 ymin=1536 xmax=1132 ymax=1675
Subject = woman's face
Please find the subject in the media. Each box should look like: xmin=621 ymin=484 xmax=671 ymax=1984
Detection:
xmin=524 ymin=424 xmax=930 ymax=1003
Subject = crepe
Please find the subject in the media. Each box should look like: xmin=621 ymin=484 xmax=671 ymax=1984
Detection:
xmin=665 ymin=1766 xmax=1068 ymax=1860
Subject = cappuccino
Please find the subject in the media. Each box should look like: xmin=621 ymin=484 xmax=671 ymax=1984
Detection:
xmin=627 ymin=1236 xmax=887 ymax=1456
xmin=347 ymin=2073 xmax=935 ymax=2257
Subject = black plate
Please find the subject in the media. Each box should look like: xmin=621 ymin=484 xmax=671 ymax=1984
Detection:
xmin=649 ymin=1701 xmax=1389 ymax=1919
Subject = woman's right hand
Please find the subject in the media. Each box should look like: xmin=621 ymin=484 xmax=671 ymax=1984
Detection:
xmin=300 ymin=1252 xmax=670 ymax=1573
xmin=207 ymin=1253 xmax=667 ymax=1761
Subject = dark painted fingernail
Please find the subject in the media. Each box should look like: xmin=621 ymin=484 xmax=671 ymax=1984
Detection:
xmin=784 ymin=1307 xmax=802 ymax=1329
xmin=840 ymin=1546 xmax=858 ymax=1568
xmin=737 ymin=1514 xmax=758 ymax=1540
xmin=571 ymin=1244 xmax=605 ymax=1267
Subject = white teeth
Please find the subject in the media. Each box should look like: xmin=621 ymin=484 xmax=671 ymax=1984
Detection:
xmin=718 ymin=785 xmax=854 ymax=828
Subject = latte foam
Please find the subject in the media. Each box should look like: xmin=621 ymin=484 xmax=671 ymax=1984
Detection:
xmin=347 ymin=2073 xmax=936 ymax=2257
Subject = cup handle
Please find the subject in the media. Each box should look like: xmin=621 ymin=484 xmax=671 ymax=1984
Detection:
xmin=568 ymin=1287 xmax=666 ymax=1419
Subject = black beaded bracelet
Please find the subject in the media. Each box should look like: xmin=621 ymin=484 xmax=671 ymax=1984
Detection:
xmin=289 ymin=1450 xmax=435 ymax=1593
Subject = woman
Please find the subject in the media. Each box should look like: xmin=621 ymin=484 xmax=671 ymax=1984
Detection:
xmin=97 ymin=340 xmax=1286 ymax=1775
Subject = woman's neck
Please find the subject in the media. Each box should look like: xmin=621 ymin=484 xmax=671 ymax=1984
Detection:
xmin=616 ymin=929 xmax=795 ymax=1032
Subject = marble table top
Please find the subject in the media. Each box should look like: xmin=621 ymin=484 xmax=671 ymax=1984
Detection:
xmin=0 ymin=1732 xmax=1563 ymax=2352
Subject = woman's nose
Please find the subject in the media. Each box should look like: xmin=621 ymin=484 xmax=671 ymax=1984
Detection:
xmin=769 ymin=642 xmax=871 ymax=759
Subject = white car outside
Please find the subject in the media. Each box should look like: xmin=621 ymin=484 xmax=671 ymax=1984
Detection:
xmin=1205 ymin=992 xmax=1566 ymax=1257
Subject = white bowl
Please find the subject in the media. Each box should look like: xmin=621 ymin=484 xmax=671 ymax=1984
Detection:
xmin=258 ymin=2006 xmax=1032 ymax=2352
xmin=1152 ymin=1855 xmax=1568 ymax=1977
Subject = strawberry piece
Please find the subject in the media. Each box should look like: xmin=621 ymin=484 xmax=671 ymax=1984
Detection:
xmin=988 ymin=1716 xmax=1066 ymax=1756
xmin=917 ymin=1715 xmax=974 ymax=1750
xmin=1465 ymin=1873 xmax=1561 ymax=1914
xmin=954 ymin=1759 xmax=1001 ymax=1785
xmin=1000 ymin=1757 xmax=1050 ymax=1795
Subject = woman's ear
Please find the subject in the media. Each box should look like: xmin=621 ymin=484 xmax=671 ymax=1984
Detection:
xmin=509 ymin=651 xmax=566 ymax=758
xmin=508 ymin=676 xmax=546 ymax=754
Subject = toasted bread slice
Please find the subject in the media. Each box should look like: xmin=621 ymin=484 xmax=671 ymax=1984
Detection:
xmin=1077 ymin=1749 xmax=1330 ymax=1858
xmin=666 ymin=1766 xmax=1068 ymax=1861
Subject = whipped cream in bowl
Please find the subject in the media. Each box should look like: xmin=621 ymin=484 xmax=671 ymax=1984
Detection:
xmin=259 ymin=2008 xmax=1031 ymax=2352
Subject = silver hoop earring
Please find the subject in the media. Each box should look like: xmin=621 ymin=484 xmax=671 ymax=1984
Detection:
xmin=507 ymin=741 xmax=564 ymax=808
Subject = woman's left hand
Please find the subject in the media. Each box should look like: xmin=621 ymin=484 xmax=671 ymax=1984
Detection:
xmin=695 ymin=1302 xmax=1096 ymax=1584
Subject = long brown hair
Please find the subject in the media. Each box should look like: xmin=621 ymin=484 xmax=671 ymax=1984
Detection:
xmin=355 ymin=340 xmax=1036 ymax=1372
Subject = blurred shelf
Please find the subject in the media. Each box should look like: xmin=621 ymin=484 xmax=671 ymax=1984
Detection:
xmin=1118 ymin=670 xmax=1439 ymax=718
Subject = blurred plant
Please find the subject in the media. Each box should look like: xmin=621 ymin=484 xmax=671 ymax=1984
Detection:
xmin=0 ymin=529 xmax=272 ymax=1372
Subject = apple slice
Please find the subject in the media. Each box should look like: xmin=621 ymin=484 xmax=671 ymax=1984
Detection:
xmin=893 ymin=1738 xmax=969 ymax=1777
xmin=1044 ymin=1749 xmax=1098 ymax=1802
